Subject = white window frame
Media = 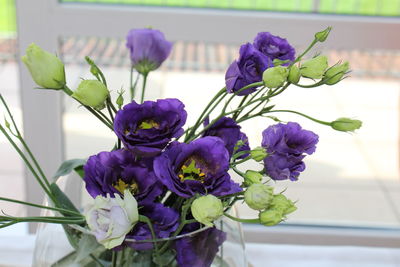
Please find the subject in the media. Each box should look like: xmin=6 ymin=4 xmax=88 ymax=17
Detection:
xmin=15 ymin=0 xmax=400 ymax=243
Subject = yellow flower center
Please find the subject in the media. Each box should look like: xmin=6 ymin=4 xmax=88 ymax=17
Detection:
xmin=138 ymin=119 xmax=159 ymax=130
xmin=178 ymin=159 xmax=206 ymax=183
xmin=114 ymin=179 xmax=139 ymax=194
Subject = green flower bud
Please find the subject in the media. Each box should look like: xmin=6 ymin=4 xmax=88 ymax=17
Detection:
xmin=300 ymin=55 xmax=328 ymax=79
xmin=244 ymin=183 xmax=274 ymax=211
xmin=259 ymin=209 xmax=283 ymax=226
xmin=72 ymin=80 xmax=109 ymax=110
xmin=271 ymin=194 xmax=297 ymax=215
xmin=90 ymin=65 xmax=99 ymax=77
xmin=324 ymin=61 xmax=350 ymax=85
xmin=116 ymin=93 xmax=124 ymax=109
xmin=244 ymin=170 xmax=263 ymax=186
xmin=250 ymin=147 xmax=268 ymax=162
xmin=4 ymin=117 xmax=10 ymax=129
xmin=315 ymin=27 xmax=332 ymax=42
xmin=288 ymin=65 xmax=301 ymax=84
xmin=191 ymin=195 xmax=223 ymax=227
xmin=331 ymin=117 xmax=362 ymax=132
xmin=262 ymin=66 xmax=289 ymax=88
xmin=21 ymin=43 xmax=66 ymax=89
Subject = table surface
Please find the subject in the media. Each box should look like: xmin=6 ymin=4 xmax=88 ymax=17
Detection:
xmin=0 ymin=236 xmax=399 ymax=267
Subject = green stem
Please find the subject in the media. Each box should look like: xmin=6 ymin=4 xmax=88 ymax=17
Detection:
xmin=230 ymin=156 xmax=251 ymax=166
xmin=231 ymin=165 xmax=245 ymax=177
xmin=0 ymin=94 xmax=51 ymax=189
xmin=185 ymin=87 xmax=227 ymax=142
xmin=232 ymin=94 xmax=249 ymax=120
xmin=89 ymin=254 xmax=105 ymax=267
xmin=139 ymin=215 xmax=161 ymax=265
xmin=292 ymin=39 xmax=318 ymax=64
xmin=218 ymin=191 xmax=244 ymax=199
xmin=0 ymin=216 xmax=85 ymax=225
xmin=105 ymin=97 xmax=115 ymax=123
xmin=231 ymin=150 xmax=251 ymax=162
xmin=62 ymin=86 xmax=114 ymax=130
xmin=223 ymin=212 xmax=260 ymax=224
xmin=186 ymin=83 xmax=267 ymax=142
xmin=140 ymin=73 xmax=148 ymax=104
xmin=0 ymin=197 xmax=81 ymax=216
xmin=129 ymin=65 xmax=135 ymax=101
xmin=0 ymin=124 xmax=55 ymax=202
xmin=268 ymin=110 xmax=331 ymax=126
xmin=111 ymin=251 xmax=117 ymax=267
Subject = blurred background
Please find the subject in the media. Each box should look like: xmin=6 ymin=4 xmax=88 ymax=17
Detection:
xmin=0 ymin=0 xmax=399 ymax=265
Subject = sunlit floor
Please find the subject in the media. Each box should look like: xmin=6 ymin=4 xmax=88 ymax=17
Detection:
xmin=0 ymin=62 xmax=399 ymax=238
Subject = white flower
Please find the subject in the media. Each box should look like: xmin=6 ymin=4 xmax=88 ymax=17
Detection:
xmin=85 ymin=190 xmax=139 ymax=249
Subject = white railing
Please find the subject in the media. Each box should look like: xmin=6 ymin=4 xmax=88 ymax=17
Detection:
xmin=15 ymin=0 xmax=400 ymax=239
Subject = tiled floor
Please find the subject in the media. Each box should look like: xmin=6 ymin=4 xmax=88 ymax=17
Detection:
xmin=0 ymin=61 xmax=399 ymax=239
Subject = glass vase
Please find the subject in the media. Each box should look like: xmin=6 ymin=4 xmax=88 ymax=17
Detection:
xmin=32 ymin=177 xmax=247 ymax=267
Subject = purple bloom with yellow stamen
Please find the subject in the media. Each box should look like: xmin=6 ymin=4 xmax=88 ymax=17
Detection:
xmin=83 ymin=149 xmax=163 ymax=204
xmin=153 ymin=136 xmax=242 ymax=198
xmin=114 ymin=98 xmax=187 ymax=157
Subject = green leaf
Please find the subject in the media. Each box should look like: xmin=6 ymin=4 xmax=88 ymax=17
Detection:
xmin=50 ymin=183 xmax=80 ymax=215
xmin=53 ymin=158 xmax=86 ymax=182
xmin=50 ymin=183 xmax=83 ymax=249
xmin=74 ymin=234 xmax=102 ymax=263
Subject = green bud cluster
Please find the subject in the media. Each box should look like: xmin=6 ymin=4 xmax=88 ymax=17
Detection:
xmin=258 ymin=194 xmax=297 ymax=227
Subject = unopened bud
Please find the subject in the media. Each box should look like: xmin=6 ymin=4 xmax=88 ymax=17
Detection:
xmin=315 ymin=27 xmax=332 ymax=42
xmin=116 ymin=92 xmax=124 ymax=109
xmin=271 ymin=194 xmax=297 ymax=215
xmin=191 ymin=195 xmax=223 ymax=227
xmin=331 ymin=117 xmax=362 ymax=132
xmin=324 ymin=61 xmax=349 ymax=85
xmin=300 ymin=55 xmax=328 ymax=79
xmin=259 ymin=209 xmax=283 ymax=226
xmin=262 ymin=66 xmax=289 ymax=88
xmin=244 ymin=170 xmax=263 ymax=186
xmin=250 ymin=147 xmax=268 ymax=162
xmin=244 ymin=183 xmax=274 ymax=210
xmin=21 ymin=43 xmax=66 ymax=89
xmin=288 ymin=65 xmax=301 ymax=84
xmin=72 ymin=80 xmax=109 ymax=110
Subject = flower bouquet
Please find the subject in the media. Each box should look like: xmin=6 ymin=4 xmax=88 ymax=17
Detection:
xmin=0 ymin=27 xmax=361 ymax=266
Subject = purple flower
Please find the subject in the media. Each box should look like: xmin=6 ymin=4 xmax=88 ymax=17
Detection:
xmin=154 ymin=137 xmax=242 ymax=198
xmin=253 ymin=32 xmax=295 ymax=64
xmin=203 ymin=116 xmax=249 ymax=157
xmin=225 ymin=43 xmax=272 ymax=96
xmin=126 ymin=203 xmax=179 ymax=250
xmin=83 ymin=149 xmax=163 ymax=204
xmin=126 ymin=28 xmax=172 ymax=74
xmin=175 ymin=224 xmax=226 ymax=267
xmin=114 ymin=98 xmax=187 ymax=157
xmin=261 ymin=122 xmax=318 ymax=181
